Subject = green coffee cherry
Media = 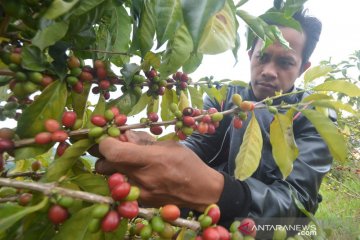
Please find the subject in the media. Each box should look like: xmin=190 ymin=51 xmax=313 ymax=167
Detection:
xmin=170 ymin=103 xmax=178 ymax=113
xmin=107 ymin=126 xmax=120 ymax=137
xmin=230 ymin=220 xmax=241 ymax=233
xmin=88 ymin=127 xmax=104 ymax=138
xmin=151 ymin=216 xmax=165 ymax=233
xmin=268 ymin=106 xmax=278 ymax=114
xmin=211 ymin=112 xmax=223 ymax=122
xmin=91 ymin=203 xmax=110 ymax=219
xmin=140 ymin=224 xmax=152 ymax=240
xmin=124 ymin=186 xmax=140 ymax=201
xmin=199 ymin=215 xmax=213 ymax=229
xmin=232 ymin=94 xmax=243 ymax=107
xmin=58 ymin=196 xmax=75 ymax=208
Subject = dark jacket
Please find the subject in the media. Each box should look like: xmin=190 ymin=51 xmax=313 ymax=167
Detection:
xmin=183 ymin=85 xmax=333 ymax=236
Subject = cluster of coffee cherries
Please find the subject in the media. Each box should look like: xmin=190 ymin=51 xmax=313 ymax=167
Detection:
xmin=34 ymin=111 xmax=80 ymax=155
xmin=144 ymin=68 xmax=167 ymax=98
xmin=139 ymin=112 xmax=163 ymax=135
xmin=127 ymin=204 xmax=181 ymax=239
xmin=1 ymin=46 xmax=55 ymax=100
xmin=86 ymin=173 xmax=140 ymax=233
xmin=169 ymin=104 xmax=223 ymax=140
xmin=231 ymin=94 xmax=255 ymax=130
xmin=0 ymin=128 xmax=15 ymax=172
xmin=168 ymin=71 xmax=191 ymax=94
xmin=89 ymin=60 xmax=120 ymax=100
xmin=88 ymin=107 xmax=128 ymax=142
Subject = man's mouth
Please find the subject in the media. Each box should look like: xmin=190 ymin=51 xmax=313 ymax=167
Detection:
xmin=256 ymin=82 xmax=277 ymax=90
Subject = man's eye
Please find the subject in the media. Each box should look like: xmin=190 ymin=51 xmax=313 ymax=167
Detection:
xmin=279 ymin=60 xmax=294 ymax=67
xmin=256 ymin=54 xmax=268 ymax=63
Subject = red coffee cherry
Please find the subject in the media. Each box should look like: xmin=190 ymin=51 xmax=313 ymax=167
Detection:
xmin=201 ymin=114 xmax=212 ymax=123
xmin=111 ymin=182 xmax=131 ymax=201
xmin=0 ymin=139 xmax=14 ymax=153
xmin=62 ymin=111 xmax=77 ymax=128
xmin=101 ymin=210 xmax=120 ymax=232
xmin=31 ymin=160 xmax=41 ymax=172
xmin=79 ymin=71 xmax=93 ymax=82
xmin=160 ymin=204 xmax=180 ymax=222
xmin=239 ymin=101 xmax=255 ymax=112
xmin=72 ymin=81 xmax=84 ymax=93
xmin=56 ymin=142 xmax=70 ymax=156
xmin=202 ymin=227 xmax=220 ymax=240
xmin=108 ymin=173 xmax=126 ymax=190
xmin=51 ymin=130 xmax=68 ymax=142
xmin=34 ymin=132 xmax=52 ymax=144
xmin=91 ymin=115 xmax=107 ymax=127
xmin=207 ymin=205 xmax=221 ymax=225
xmin=150 ymin=126 xmax=163 ymax=135
xmin=215 ymin=225 xmax=230 ymax=240
xmin=147 ymin=112 xmax=159 ymax=122
xmin=239 ymin=218 xmax=256 ymax=237
xmin=207 ymin=108 xmax=218 ymax=114
xmin=117 ymin=201 xmax=139 ymax=219
xmin=197 ymin=122 xmax=209 ymax=134
xmin=114 ymin=114 xmax=127 ymax=126
xmin=233 ymin=117 xmax=243 ymax=129
xmin=183 ymin=116 xmax=195 ymax=126
xmin=99 ymin=80 xmax=111 ymax=90
xmin=44 ymin=119 xmax=60 ymax=133
xmin=48 ymin=204 xmax=69 ymax=225
xmin=18 ymin=193 xmax=33 ymax=206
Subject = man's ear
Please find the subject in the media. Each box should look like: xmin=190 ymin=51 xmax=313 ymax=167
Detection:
xmin=300 ymin=61 xmax=311 ymax=75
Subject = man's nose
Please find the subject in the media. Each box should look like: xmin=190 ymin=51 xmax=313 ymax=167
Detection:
xmin=261 ymin=62 xmax=277 ymax=80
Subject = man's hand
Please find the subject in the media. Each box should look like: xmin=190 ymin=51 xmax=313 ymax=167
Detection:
xmin=95 ymin=131 xmax=224 ymax=212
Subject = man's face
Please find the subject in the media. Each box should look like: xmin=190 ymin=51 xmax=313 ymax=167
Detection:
xmin=249 ymin=27 xmax=308 ymax=100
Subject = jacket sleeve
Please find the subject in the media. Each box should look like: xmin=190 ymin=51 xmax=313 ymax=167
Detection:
xmin=245 ymin=113 xmax=333 ymax=223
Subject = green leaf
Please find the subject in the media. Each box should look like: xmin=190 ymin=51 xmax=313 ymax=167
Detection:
xmin=200 ymin=85 xmax=223 ymax=104
xmin=198 ymin=2 xmax=236 ymax=54
xmin=159 ymin=24 xmax=193 ymax=77
xmin=260 ymin=12 xmax=301 ymax=31
xmin=72 ymin=173 xmax=109 ymax=196
xmin=114 ymin=92 xmax=140 ymax=115
xmin=309 ymin=100 xmax=358 ymax=115
xmin=178 ymin=90 xmax=190 ymax=111
xmin=187 ymin=86 xmax=203 ymax=109
xmin=44 ymin=139 xmax=94 ymax=182
xmin=154 ymin=0 xmax=182 ymax=48
xmin=128 ymin=93 xmax=151 ymax=116
xmin=147 ymin=98 xmax=159 ymax=114
xmin=43 ymin=0 xmax=80 ymax=19
xmin=183 ymin=52 xmax=203 ymax=74
xmin=16 ymin=81 xmax=67 ymax=138
xmin=161 ymin=89 xmax=177 ymax=121
xmin=121 ymin=63 xmax=142 ymax=86
xmin=72 ymin=0 xmax=105 ymax=16
xmin=270 ymin=113 xmax=299 ymax=179
xmin=0 ymin=197 xmax=48 ymax=232
xmin=72 ymin=82 xmax=91 ymax=119
xmin=142 ymin=52 xmax=161 ymax=72
xmin=234 ymin=112 xmax=263 ymax=180
xmin=108 ymin=5 xmax=132 ymax=66
xmin=313 ymin=80 xmax=360 ymax=97
xmin=181 ymin=0 xmax=225 ymax=49
xmin=303 ymin=65 xmax=333 ymax=87
xmin=21 ymin=45 xmax=46 ymax=72
xmin=236 ymin=10 xmax=265 ymax=40
xmin=14 ymin=146 xmax=53 ymax=161
xmin=157 ymin=132 xmax=176 ymax=141
xmin=301 ymin=109 xmax=347 ymax=162
xmin=32 ymin=21 xmax=69 ymax=50
xmin=283 ymin=0 xmax=307 ymax=18
xmin=135 ymin=0 xmax=156 ymax=56
xmin=302 ymin=93 xmax=333 ymax=102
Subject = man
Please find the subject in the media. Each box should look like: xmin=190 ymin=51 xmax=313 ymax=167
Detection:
xmin=95 ymin=8 xmax=331 ymax=237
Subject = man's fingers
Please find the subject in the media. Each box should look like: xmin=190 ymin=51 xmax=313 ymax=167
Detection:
xmin=99 ymin=137 xmax=147 ymax=166
xmin=125 ymin=131 xmax=155 ymax=145
xmin=94 ymin=159 xmax=118 ymax=175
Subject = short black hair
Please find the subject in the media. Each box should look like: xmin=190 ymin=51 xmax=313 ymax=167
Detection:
xmin=251 ymin=8 xmax=322 ymax=69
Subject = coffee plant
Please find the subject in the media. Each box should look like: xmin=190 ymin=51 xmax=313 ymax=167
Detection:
xmin=0 ymin=0 xmax=359 ymax=239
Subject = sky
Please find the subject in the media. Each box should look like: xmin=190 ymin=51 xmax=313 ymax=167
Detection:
xmin=192 ymin=0 xmax=360 ymax=82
